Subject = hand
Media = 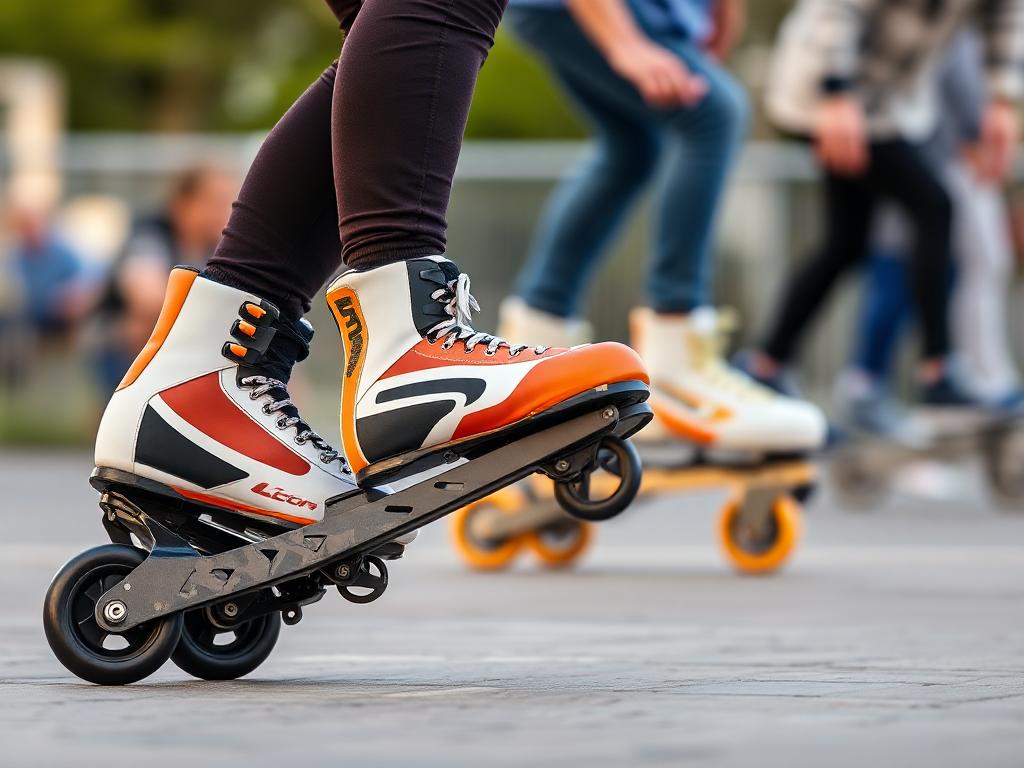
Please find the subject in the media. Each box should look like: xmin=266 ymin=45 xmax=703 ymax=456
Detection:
xmin=973 ymin=100 xmax=1020 ymax=183
xmin=609 ymin=40 xmax=707 ymax=108
xmin=814 ymin=95 xmax=869 ymax=175
xmin=706 ymin=0 xmax=746 ymax=62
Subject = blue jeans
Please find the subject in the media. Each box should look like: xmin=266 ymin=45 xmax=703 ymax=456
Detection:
xmin=854 ymin=250 xmax=956 ymax=380
xmin=853 ymin=251 xmax=912 ymax=379
xmin=506 ymin=7 xmax=748 ymax=316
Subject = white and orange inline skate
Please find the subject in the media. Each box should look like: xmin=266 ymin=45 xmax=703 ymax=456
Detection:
xmin=43 ymin=257 xmax=652 ymax=685
xmin=451 ymin=302 xmax=826 ymax=575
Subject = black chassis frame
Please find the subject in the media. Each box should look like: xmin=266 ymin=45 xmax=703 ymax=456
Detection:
xmin=93 ymin=382 xmax=651 ymax=632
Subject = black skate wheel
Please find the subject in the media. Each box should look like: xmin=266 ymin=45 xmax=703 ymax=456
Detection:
xmin=172 ymin=604 xmax=281 ymax=681
xmin=43 ymin=544 xmax=182 ymax=685
xmin=554 ymin=436 xmax=642 ymax=521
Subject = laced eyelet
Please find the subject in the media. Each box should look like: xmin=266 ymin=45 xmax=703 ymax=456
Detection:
xmin=249 ymin=391 xmax=260 ymax=400
xmin=509 ymin=349 xmax=521 ymax=357
xmin=261 ymin=404 xmax=272 ymax=414
xmin=484 ymin=348 xmax=496 ymax=357
xmin=464 ymin=346 xmax=475 ymax=354
xmin=295 ymin=436 xmax=308 ymax=446
xmin=276 ymin=419 xmax=288 ymax=430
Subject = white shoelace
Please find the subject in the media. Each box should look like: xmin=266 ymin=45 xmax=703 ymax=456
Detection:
xmin=242 ymin=375 xmax=351 ymax=474
xmin=427 ymin=272 xmax=546 ymax=357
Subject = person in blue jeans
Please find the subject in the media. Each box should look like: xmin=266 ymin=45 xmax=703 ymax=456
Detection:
xmin=501 ymin=0 xmax=828 ymax=460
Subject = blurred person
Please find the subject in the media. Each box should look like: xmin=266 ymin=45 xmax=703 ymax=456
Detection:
xmin=839 ymin=31 xmax=1024 ymax=436
xmin=0 ymin=196 xmax=93 ymax=387
xmin=740 ymin=0 xmax=1024 ymax=408
xmin=5 ymin=197 xmax=93 ymax=336
xmin=93 ymin=164 xmax=236 ymax=392
xmin=498 ymin=0 xmax=827 ymax=456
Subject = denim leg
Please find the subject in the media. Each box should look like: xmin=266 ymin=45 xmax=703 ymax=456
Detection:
xmin=854 ymin=250 xmax=913 ymax=378
xmin=507 ymin=9 xmax=662 ymax=317
xmin=646 ymin=41 xmax=749 ymax=313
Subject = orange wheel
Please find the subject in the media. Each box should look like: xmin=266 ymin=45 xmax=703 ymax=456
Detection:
xmin=717 ymin=494 xmax=802 ymax=575
xmin=525 ymin=517 xmax=594 ymax=569
xmin=450 ymin=487 xmax=526 ymax=571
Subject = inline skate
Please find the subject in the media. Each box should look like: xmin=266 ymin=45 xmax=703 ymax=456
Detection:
xmin=43 ymin=259 xmax=651 ymax=685
xmin=452 ymin=305 xmax=825 ymax=574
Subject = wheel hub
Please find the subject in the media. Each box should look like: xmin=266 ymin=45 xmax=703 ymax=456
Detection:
xmin=103 ymin=600 xmax=128 ymax=625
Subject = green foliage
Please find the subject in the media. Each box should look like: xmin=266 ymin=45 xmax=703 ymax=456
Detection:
xmin=467 ymin=32 xmax=585 ymax=139
xmin=0 ymin=0 xmax=342 ymax=130
xmin=0 ymin=0 xmax=789 ymax=137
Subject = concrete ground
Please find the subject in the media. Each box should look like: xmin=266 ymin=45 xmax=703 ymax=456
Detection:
xmin=1 ymin=450 xmax=1022 ymax=767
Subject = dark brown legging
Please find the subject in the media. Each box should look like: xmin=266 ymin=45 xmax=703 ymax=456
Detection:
xmin=205 ymin=0 xmax=508 ymax=319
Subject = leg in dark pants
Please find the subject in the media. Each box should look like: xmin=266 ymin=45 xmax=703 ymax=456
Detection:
xmin=763 ymin=171 xmax=876 ymax=362
xmin=207 ymin=0 xmax=508 ymax=320
xmin=763 ymin=140 xmax=952 ymax=364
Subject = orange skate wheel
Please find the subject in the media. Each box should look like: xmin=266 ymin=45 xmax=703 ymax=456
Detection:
xmin=525 ymin=517 xmax=594 ymax=569
xmin=717 ymin=494 xmax=802 ymax=575
xmin=450 ymin=487 xmax=526 ymax=571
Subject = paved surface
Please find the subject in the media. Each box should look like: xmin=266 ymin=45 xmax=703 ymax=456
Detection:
xmin=1 ymin=450 xmax=1023 ymax=767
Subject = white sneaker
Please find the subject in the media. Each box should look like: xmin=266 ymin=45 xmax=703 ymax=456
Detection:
xmin=498 ymin=296 xmax=592 ymax=349
xmin=631 ymin=307 xmax=827 ymax=454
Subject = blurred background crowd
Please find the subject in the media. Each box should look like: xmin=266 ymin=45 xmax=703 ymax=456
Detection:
xmin=1 ymin=0 xmax=1022 ymax=447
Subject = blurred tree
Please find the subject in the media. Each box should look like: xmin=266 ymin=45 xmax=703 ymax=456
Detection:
xmin=0 ymin=0 xmax=790 ymax=137
xmin=0 ymin=0 xmax=343 ymax=130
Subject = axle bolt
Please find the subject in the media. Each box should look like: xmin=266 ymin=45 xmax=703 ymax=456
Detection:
xmin=336 ymin=564 xmax=351 ymax=580
xmin=222 ymin=603 xmax=239 ymax=618
xmin=103 ymin=600 xmax=128 ymax=625
xmin=555 ymin=460 xmax=570 ymax=473
xmin=602 ymin=408 xmax=615 ymax=420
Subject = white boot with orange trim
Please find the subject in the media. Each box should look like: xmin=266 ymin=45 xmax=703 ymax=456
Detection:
xmin=326 ymin=256 xmax=650 ymax=486
xmin=93 ymin=266 xmax=417 ymax=547
xmin=632 ymin=307 xmax=826 ymax=457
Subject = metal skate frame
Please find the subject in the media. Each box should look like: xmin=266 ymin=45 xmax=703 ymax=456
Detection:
xmin=95 ymin=399 xmax=649 ymax=633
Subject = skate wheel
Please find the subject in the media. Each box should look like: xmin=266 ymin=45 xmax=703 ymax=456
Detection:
xmin=450 ymin=487 xmax=526 ymax=571
xmin=828 ymin=448 xmax=887 ymax=510
xmin=43 ymin=544 xmax=182 ymax=685
xmin=526 ymin=518 xmax=594 ymax=569
xmin=985 ymin=426 xmax=1024 ymax=510
xmin=554 ymin=436 xmax=642 ymax=521
xmin=171 ymin=603 xmax=281 ymax=681
xmin=717 ymin=495 xmax=802 ymax=575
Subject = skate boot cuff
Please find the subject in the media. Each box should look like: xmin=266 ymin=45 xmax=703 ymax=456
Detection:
xmin=222 ymin=299 xmax=313 ymax=384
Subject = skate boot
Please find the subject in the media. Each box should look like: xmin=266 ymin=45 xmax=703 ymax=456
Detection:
xmin=326 ymin=256 xmax=651 ymax=487
xmin=632 ymin=307 xmax=826 ymax=457
xmin=93 ymin=266 xmax=413 ymax=543
xmin=498 ymin=296 xmax=592 ymax=349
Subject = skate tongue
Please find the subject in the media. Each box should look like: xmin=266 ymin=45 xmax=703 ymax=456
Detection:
xmin=241 ymin=316 xmax=313 ymax=384
xmin=437 ymin=260 xmax=461 ymax=283
xmin=410 ymin=257 xmax=468 ymax=336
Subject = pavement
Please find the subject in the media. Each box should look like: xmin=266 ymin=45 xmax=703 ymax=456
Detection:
xmin=1 ymin=450 xmax=1022 ymax=767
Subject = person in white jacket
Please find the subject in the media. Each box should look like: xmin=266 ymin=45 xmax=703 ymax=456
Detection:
xmin=740 ymin=0 xmax=1024 ymax=407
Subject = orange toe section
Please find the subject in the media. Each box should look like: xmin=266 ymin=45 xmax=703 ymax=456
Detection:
xmin=453 ymin=342 xmax=648 ymax=439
